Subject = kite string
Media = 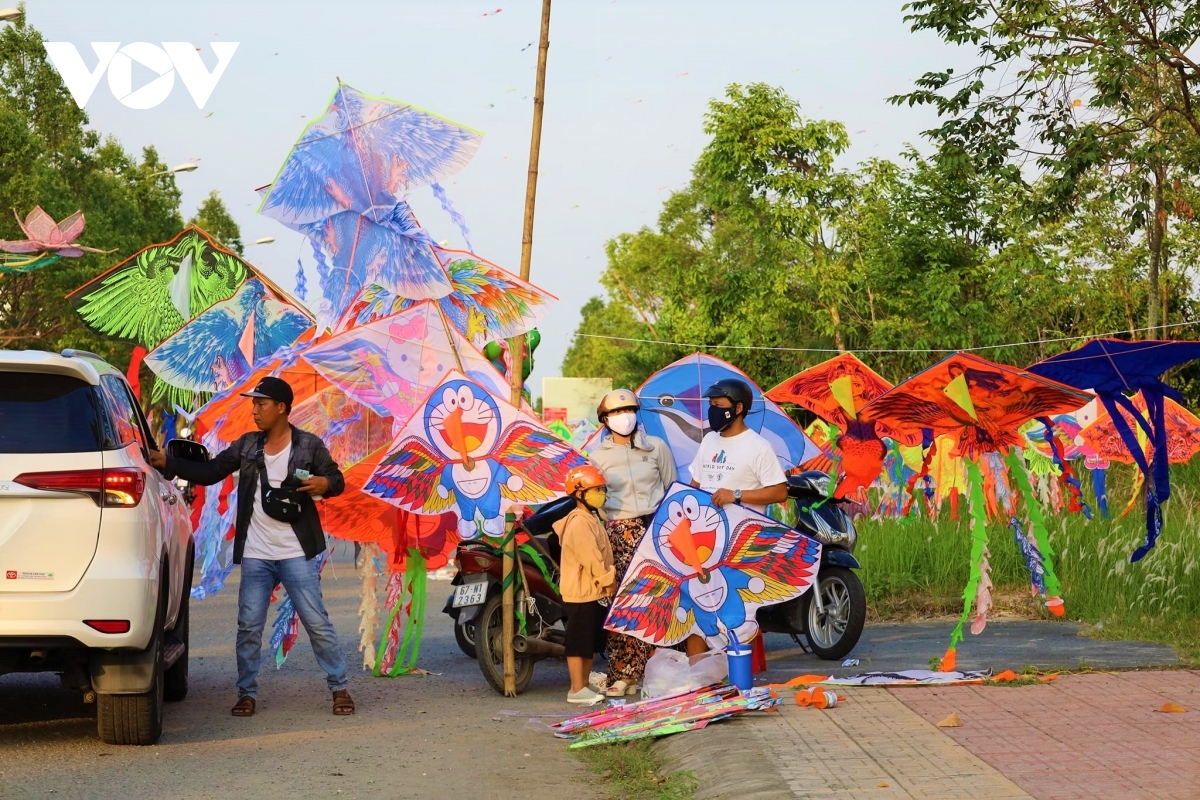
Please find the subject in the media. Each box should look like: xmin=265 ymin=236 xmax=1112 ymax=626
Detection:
xmin=553 ymin=318 xmax=1200 ymax=355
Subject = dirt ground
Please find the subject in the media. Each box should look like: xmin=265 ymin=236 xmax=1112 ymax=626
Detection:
xmin=0 ymin=548 xmax=598 ymax=800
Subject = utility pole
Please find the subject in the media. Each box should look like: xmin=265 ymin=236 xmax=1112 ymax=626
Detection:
xmin=503 ymin=0 xmax=552 ymax=697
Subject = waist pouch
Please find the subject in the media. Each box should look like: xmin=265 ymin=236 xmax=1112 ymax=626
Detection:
xmin=257 ymin=439 xmax=305 ymax=524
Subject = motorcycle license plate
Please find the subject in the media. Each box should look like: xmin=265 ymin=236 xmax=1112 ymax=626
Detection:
xmin=452 ymin=581 xmax=487 ymax=608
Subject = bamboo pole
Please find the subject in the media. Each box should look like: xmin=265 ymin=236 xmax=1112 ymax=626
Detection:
xmin=503 ymin=0 xmax=552 ymax=698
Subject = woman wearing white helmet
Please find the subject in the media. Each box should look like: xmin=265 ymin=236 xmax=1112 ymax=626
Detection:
xmin=589 ymin=388 xmax=677 ymax=696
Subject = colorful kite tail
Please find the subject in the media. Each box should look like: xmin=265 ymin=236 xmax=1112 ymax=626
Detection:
xmin=943 ymin=458 xmax=990 ymax=670
xmin=1006 ymin=449 xmax=1065 ymax=616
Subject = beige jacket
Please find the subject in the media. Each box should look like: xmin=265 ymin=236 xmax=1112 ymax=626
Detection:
xmin=589 ymin=430 xmax=678 ymax=519
xmin=554 ymin=506 xmax=616 ymax=603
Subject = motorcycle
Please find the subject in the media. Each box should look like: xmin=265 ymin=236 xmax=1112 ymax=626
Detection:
xmin=442 ymin=496 xmax=573 ymax=695
xmin=756 ymin=470 xmax=867 ymax=660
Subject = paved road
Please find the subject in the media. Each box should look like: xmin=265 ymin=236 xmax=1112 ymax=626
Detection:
xmin=762 ymin=618 xmax=1179 ymax=677
xmin=0 ymin=549 xmax=595 ymax=800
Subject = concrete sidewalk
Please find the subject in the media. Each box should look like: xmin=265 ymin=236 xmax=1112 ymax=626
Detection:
xmin=654 ymin=621 xmax=1193 ymax=798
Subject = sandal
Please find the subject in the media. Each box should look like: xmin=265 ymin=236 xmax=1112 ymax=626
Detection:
xmin=231 ymin=696 xmax=256 ymax=717
xmin=332 ymin=689 xmax=355 ymax=716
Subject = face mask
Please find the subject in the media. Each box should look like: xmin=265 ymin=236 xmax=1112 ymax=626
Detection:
xmin=581 ymin=487 xmax=608 ymax=510
xmin=605 ymin=412 xmax=637 ymax=437
xmin=708 ymin=404 xmax=735 ymax=433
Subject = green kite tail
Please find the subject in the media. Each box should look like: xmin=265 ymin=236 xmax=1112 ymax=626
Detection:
xmin=948 ymin=458 xmax=991 ymax=655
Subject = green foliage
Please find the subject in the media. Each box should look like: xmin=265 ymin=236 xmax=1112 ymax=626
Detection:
xmin=565 ymin=82 xmax=1189 ymax=397
xmin=894 ymin=0 xmax=1200 ymax=331
xmin=189 ymin=190 xmax=243 ymax=255
xmin=0 ymin=13 xmax=184 ymax=365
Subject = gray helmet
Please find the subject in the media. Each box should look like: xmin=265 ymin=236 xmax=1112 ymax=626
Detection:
xmin=702 ymin=378 xmax=753 ymax=417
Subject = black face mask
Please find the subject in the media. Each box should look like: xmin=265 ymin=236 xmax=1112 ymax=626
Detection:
xmin=708 ymin=404 xmax=735 ymax=433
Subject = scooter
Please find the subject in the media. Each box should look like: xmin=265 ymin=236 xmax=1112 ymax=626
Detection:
xmin=442 ymin=496 xmax=574 ymax=695
xmin=756 ymin=471 xmax=866 ymax=660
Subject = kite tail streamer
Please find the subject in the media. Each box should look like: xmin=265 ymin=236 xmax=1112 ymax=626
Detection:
xmin=1091 ymin=467 xmax=1110 ymax=518
xmin=265 ymin=593 xmax=299 ymax=668
xmin=903 ymin=433 xmax=937 ymax=518
xmin=375 ymin=572 xmax=405 ymax=676
xmin=970 ymin=547 xmax=993 ymax=636
xmin=1121 ymin=471 xmax=1145 ymax=519
xmin=431 ymin=182 xmax=474 ymax=252
xmin=358 ymin=543 xmax=382 ymax=672
xmin=294 ymin=259 xmax=308 ymax=301
xmin=940 ymin=458 xmax=989 ymax=671
xmin=1038 ymin=418 xmax=1092 ymax=520
xmin=1006 ymin=449 xmax=1064 ymax=616
xmin=373 ymin=552 xmax=428 ymax=677
xmin=1010 ymin=517 xmax=1047 ymax=598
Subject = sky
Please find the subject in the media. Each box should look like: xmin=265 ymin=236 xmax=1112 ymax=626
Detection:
xmin=30 ymin=0 xmax=967 ymax=397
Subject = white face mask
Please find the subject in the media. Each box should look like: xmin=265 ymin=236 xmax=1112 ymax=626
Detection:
xmin=605 ymin=411 xmax=637 ymax=437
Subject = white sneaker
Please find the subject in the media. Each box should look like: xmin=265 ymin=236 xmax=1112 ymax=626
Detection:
xmin=567 ymin=687 xmax=604 ymax=705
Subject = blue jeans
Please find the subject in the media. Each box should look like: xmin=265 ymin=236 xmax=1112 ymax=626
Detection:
xmin=236 ymin=557 xmax=349 ymax=699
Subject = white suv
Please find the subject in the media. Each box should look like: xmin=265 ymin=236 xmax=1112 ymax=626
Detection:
xmin=0 ymin=350 xmax=193 ymax=745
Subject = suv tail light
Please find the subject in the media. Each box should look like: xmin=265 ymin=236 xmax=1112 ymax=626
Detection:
xmin=14 ymin=468 xmax=146 ymax=507
xmin=84 ymin=620 xmax=131 ymax=634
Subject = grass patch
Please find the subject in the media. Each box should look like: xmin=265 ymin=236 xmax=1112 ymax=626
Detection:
xmin=574 ymin=739 xmax=696 ymax=800
xmin=853 ymin=461 xmax=1200 ymax=664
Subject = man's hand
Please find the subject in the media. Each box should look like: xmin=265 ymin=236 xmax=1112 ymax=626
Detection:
xmin=711 ymin=488 xmax=736 ymax=507
xmin=148 ymin=449 xmax=167 ymax=470
xmin=298 ymin=475 xmax=331 ymax=496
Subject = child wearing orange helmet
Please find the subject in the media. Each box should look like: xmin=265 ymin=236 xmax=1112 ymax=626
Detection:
xmin=553 ymin=464 xmax=616 ymax=704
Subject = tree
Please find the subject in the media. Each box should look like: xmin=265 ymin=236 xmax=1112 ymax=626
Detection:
xmin=189 ymin=190 xmax=243 ymax=254
xmin=895 ymin=0 xmax=1200 ymax=335
xmin=0 ymin=13 xmax=184 ymax=364
xmin=564 ymin=82 xmax=1143 ymax=393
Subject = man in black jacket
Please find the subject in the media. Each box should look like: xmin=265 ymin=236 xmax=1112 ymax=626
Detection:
xmin=151 ymin=377 xmax=354 ymax=717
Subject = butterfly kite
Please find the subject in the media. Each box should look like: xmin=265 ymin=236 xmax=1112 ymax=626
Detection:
xmin=607 ymin=483 xmax=822 ymax=649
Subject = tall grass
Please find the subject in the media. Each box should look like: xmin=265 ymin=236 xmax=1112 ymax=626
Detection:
xmin=854 ymin=460 xmax=1200 ymax=662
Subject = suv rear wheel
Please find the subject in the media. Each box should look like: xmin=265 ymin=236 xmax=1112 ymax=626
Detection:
xmin=97 ymin=579 xmax=166 ymax=745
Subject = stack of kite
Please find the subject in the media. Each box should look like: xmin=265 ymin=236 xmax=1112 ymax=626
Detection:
xmin=858 ymin=353 xmax=1094 ymax=670
xmin=552 ymin=684 xmax=782 ymax=748
xmin=66 ymin=82 xmax=566 ymax=676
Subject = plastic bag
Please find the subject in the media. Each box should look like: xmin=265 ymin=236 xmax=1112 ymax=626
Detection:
xmin=642 ymin=648 xmax=728 ymax=697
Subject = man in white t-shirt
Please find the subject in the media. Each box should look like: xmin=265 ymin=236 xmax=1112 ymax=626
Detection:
xmin=685 ymin=378 xmax=787 ymax=655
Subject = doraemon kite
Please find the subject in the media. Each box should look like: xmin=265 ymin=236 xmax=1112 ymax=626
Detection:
xmin=364 ymin=371 xmax=587 ymax=540
xmin=607 ymin=482 xmax=822 ymax=648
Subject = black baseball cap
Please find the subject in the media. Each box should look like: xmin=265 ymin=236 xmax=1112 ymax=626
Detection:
xmin=241 ymin=376 xmax=294 ymax=405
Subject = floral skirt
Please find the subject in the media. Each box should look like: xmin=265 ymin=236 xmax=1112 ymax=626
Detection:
xmin=604 ymin=516 xmax=656 ymax=684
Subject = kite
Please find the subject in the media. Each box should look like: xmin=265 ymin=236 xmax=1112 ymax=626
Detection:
xmin=259 ymin=82 xmax=482 ymax=228
xmin=861 ymin=352 xmax=1093 ymax=669
xmin=1028 ymin=338 xmax=1200 ymax=560
xmin=302 ymin=300 xmax=512 ymax=426
xmin=67 ymin=226 xmax=252 ymax=349
xmin=1 ymin=206 xmax=107 ymax=273
xmin=363 ymin=371 xmax=587 ymax=540
xmin=768 ymin=353 xmax=911 ymax=498
xmin=625 ymin=353 xmax=820 ymax=483
xmin=606 ymin=483 xmax=821 ymax=649
xmin=144 ymin=277 xmax=314 ymax=394
xmin=298 ymin=204 xmax=452 ymax=308
xmin=333 ymin=251 xmax=555 ymax=348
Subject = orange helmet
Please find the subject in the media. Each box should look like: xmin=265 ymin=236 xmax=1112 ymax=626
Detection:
xmin=597 ymin=388 xmax=639 ymax=420
xmin=564 ymin=464 xmax=606 ymax=495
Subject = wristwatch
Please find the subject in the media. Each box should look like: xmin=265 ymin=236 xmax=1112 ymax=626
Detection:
xmin=733 ymin=489 xmax=743 ymax=504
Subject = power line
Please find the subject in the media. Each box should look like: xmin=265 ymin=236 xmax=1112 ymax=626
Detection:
xmin=557 ymin=319 xmax=1200 ymax=355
